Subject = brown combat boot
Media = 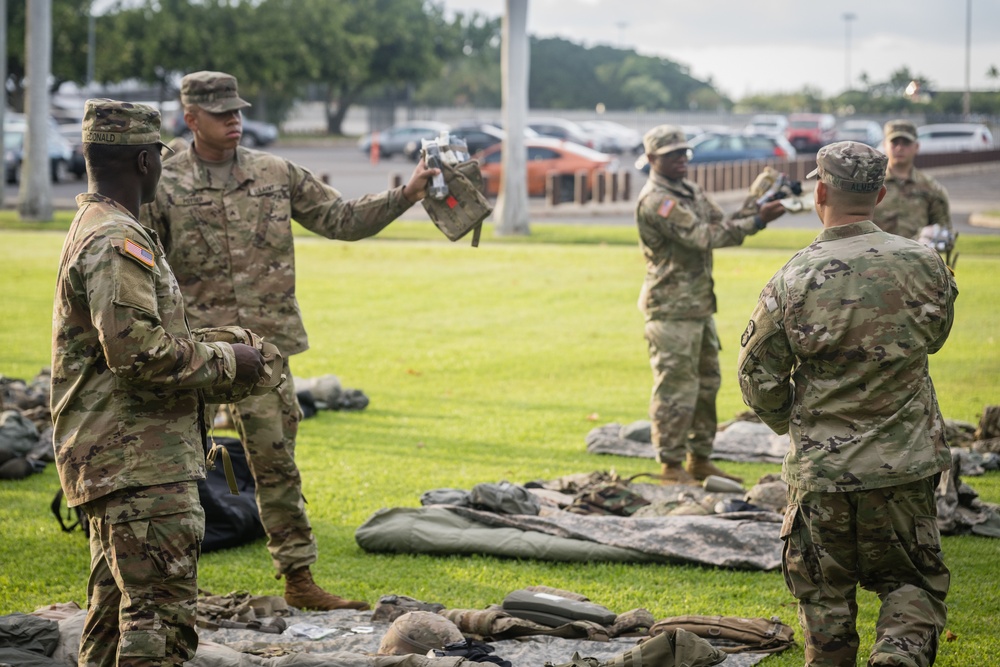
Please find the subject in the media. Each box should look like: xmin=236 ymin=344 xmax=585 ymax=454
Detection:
xmin=659 ymin=461 xmax=695 ymax=485
xmin=685 ymin=453 xmax=744 ymax=484
xmin=283 ymin=567 xmax=370 ymax=611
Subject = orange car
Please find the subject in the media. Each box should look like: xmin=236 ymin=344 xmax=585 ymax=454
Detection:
xmin=476 ymin=137 xmax=617 ymax=197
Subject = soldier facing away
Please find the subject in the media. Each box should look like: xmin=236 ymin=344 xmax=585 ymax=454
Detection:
xmin=738 ymin=141 xmax=957 ymax=666
xmin=51 ymin=99 xmax=265 ymax=667
xmin=873 ymin=119 xmax=953 ymax=242
xmin=141 ymin=71 xmax=439 ymax=611
xmin=634 ymin=124 xmax=785 ymax=485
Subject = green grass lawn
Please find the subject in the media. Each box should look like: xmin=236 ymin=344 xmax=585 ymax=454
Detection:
xmin=1 ymin=218 xmax=998 ymax=666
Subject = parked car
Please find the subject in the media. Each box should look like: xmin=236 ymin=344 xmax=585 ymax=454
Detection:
xmin=836 ymin=120 xmax=884 ymax=147
xmin=526 ymin=117 xmax=594 ymax=148
xmin=476 ymin=137 xmax=617 ymax=197
xmin=688 ymin=131 xmax=797 ymax=163
xmin=785 ymin=113 xmax=837 ymax=152
xmin=171 ymin=112 xmax=279 ymax=148
xmin=4 ymin=120 xmax=74 ymax=184
xmin=916 ymin=123 xmax=994 ymax=153
xmin=578 ymin=120 xmax=642 ymax=154
xmin=57 ymin=124 xmax=87 ymax=179
xmin=357 ymin=120 xmax=450 ymax=158
xmin=744 ymin=114 xmax=788 ymax=138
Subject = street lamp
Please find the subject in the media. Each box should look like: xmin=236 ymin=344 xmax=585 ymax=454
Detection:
xmin=843 ymin=13 xmax=857 ymax=92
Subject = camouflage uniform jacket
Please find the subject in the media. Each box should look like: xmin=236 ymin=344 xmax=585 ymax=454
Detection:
xmin=737 ymin=220 xmax=957 ymax=492
xmin=635 ymin=171 xmax=760 ymax=321
xmin=52 ymin=194 xmax=238 ymax=507
xmin=141 ymin=146 xmax=413 ymax=356
xmin=873 ymin=166 xmax=951 ymax=240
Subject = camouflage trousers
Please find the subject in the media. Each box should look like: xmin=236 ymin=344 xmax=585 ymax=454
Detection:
xmin=644 ymin=317 xmax=720 ymax=464
xmin=782 ymin=477 xmax=949 ymax=667
xmin=222 ymin=357 xmax=315 ymax=575
xmin=80 ymin=482 xmax=204 ymax=667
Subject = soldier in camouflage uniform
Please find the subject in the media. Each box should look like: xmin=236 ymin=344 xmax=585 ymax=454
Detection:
xmin=52 ymin=99 xmax=265 ymax=667
xmin=738 ymin=141 xmax=957 ymax=667
xmin=141 ymin=71 xmax=438 ymax=611
xmin=873 ymin=119 xmax=952 ymax=241
xmin=635 ymin=125 xmax=786 ymax=485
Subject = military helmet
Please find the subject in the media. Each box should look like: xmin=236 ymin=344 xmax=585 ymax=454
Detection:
xmin=377 ymin=611 xmax=464 ymax=655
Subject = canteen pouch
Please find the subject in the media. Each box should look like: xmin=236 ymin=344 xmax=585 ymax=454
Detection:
xmin=421 ymin=159 xmax=492 ymax=246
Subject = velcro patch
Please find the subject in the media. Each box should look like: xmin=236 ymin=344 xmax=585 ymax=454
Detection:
xmin=657 ymin=198 xmax=675 ymax=218
xmin=123 ymin=239 xmax=155 ymax=267
xmin=740 ymin=319 xmax=756 ymax=347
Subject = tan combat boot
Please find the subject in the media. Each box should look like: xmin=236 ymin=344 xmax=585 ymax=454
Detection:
xmin=659 ymin=461 xmax=695 ymax=485
xmin=283 ymin=567 xmax=370 ymax=611
xmin=685 ymin=453 xmax=744 ymax=484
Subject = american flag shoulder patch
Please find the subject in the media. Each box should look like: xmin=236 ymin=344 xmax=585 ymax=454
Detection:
xmin=123 ymin=238 xmax=155 ymax=267
xmin=657 ymin=198 xmax=675 ymax=218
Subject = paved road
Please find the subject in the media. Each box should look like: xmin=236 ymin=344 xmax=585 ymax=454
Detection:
xmin=9 ymin=142 xmax=999 ymax=235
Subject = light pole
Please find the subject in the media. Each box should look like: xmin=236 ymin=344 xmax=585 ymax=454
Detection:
xmin=963 ymin=0 xmax=972 ymax=117
xmin=843 ymin=13 xmax=857 ymax=92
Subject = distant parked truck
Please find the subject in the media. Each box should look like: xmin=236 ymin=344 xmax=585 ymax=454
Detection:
xmin=785 ymin=113 xmax=837 ymax=152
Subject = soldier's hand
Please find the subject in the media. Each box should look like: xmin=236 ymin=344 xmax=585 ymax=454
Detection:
xmin=402 ymin=158 xmax=441 ymax=204
xmin=232 ymin=343 xmax=265 ymax=384
xmin=758 ymin=199 xmax=787 ymax=226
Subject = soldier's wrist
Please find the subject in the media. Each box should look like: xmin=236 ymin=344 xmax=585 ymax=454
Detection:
xmin=753 ymin=214 xmax=765 ymax=230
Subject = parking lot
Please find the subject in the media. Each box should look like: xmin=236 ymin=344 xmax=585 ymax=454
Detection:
xmin=4 ymin=140 xmax=998 ymax=235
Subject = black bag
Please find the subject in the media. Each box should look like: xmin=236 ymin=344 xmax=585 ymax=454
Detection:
xmin=198 ymin=436 xmax=266 ymax=552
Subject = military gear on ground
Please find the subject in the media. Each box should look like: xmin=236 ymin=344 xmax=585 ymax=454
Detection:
xmin=649 ymin=615 xmax=795 ymax=655
xmin=372 ymin=595 xmax=447 ymax=624
xmin=196 ymin=590 xmax=289 ymax=635
xmin=378 ymin=611 xmax=464 ymax=656
xmin=197 ymin=436 xmax=265 ymax=552
xmin=193 ymin=326 xmax=285 ymax=402
xmin=702 ymin=474 xmax=745 ymax=493
xmin=685 ymin=453 xmax=743 ymax=484
xmin=431 ymin=639 xmax=511 ymax=666
xmin=283 ymin=566 xmax=370 ymax=611
xmin=501 ymin=590 xmax=617 ymax=628
xmin=544 ymin=628 xmax=726 ymax=667
xmin=469 ymin=481 xmax=541 ymax=515
xmin=421 ymin=159 xmax=492 ymax=247
xmin=565 ymin=482 xmax=650 ymax=516
xmin=659 ymin=461 xmax=695 ymax=485
xmin=181 ymin=70 xmax=251 ymax=112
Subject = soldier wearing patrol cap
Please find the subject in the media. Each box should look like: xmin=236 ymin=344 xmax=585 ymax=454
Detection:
xmin=873 ymin=119 xmax=953 ymax=242
xmin=634 ymin=124 xmax=786 ymax=485
xmin=141 ymin=72 xmax=439 ymax=612
xmin=738 ymin=141 xmax=956 ymax=667
xmin=53 ymin=99 xmax=266 ymax=667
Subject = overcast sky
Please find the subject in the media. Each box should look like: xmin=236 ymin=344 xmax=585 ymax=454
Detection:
xmin=438 ymin=0 xmax=1000 ymax=99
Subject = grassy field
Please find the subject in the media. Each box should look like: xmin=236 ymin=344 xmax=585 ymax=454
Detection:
xmin=1 ymin=217 xmax=998 ymax=666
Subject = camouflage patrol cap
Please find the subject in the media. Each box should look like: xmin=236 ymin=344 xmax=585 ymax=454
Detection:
xmin=180 ymin=71 xmax=251 ymax=113
xmin=82 ymin=98 xmax=169 ymax=150
xmin=643 ymin=125 xmax=692 ymax=156
xmin=884 ymin=119 xmax=918 ymax=143
xmin=806 ymin=141 xmax=887 ymax=193
xmin=376 ymin=611 xmax=463 ymax=655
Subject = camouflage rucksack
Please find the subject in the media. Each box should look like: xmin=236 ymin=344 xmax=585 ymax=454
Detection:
xmin=565 ymin=482 xmax=651 ymax=517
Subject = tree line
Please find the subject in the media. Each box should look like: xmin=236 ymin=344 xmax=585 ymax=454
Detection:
xmin=6 ymin=1 xmax=997 ymax=134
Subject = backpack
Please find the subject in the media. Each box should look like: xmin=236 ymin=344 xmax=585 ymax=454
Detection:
xmin=198 ymin=436 xmax=265 ymax=552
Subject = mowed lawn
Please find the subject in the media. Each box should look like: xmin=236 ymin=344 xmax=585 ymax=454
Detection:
xmin=1 ymin=219 xmax=998 ymax=666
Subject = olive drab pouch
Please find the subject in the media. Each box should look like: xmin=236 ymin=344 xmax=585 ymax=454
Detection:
xmin=565 ymin=482 xmax=651 ymax=517
xmin=421 ymin=159 xmax=493 ymax=246
xmin=649 ymin=615 xmax=796 ymax=654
